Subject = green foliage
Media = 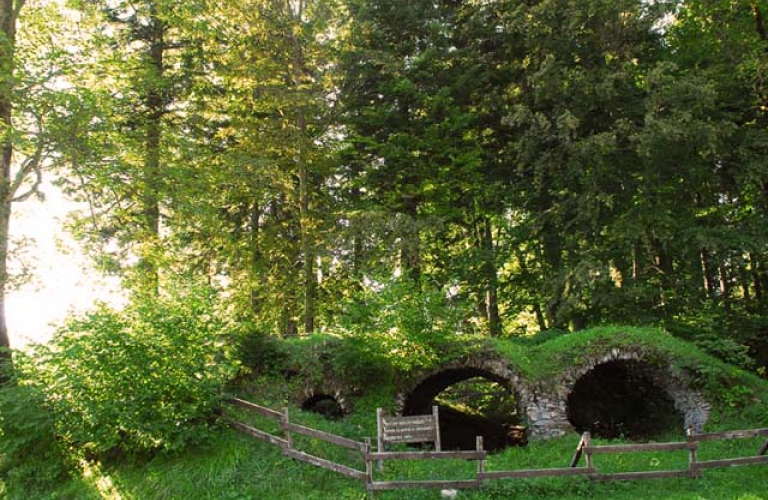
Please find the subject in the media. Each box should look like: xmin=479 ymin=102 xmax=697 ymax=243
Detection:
xmin=334 ymin=279 xmax=472 ymax=372
xmin=236 ymin=329 xmax=289 ymax=376
xmin=22 ymin=287 xmax=239 ymax=459
xmin=0 ymin=355 xmax=71 ymax=495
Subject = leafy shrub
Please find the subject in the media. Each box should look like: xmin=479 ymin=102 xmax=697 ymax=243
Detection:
xmin=236 ymin=329 xmax=289 ymax=375
xmin=29 ymin=287 xmax=239 ymax=459
xmin=692 ymin=335 xmax=755 ymax=372
xmin=0 ymin=355 xmax=70 ymax=494
xmin=334 ymin=279 xmax=470 ymax=372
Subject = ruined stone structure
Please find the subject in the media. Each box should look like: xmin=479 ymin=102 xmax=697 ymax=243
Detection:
xmin=298 ymin=344 xmax=712 ymax=444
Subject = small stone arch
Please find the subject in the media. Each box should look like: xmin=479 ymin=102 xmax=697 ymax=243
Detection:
xmin=298 ymin=383 xmax=352 ymax=418
xmin=301 ymin=393 xmax=345 ymax=419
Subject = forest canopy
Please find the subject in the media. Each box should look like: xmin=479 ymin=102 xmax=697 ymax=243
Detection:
xmin=0 ymin=0 xmax=767 ymax=356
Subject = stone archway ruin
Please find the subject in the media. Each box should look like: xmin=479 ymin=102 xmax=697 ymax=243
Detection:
xmin=526 ymin=349 xmax=712 ymax=439
xmin=394 ymin=348 xmax=712 ymax=442
xmin=396 ymin=356 xmax=532 ymax=451
xmin=566 ymin=359 xmax=684 ymax=439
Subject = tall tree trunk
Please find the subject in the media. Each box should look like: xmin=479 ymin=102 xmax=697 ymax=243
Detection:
xmin=139 ymin=6 xmax=164 ymax=296
xmin=700 ymin=249 xmax=718 ymax=299
xmin=0 ymin=204 xmax=11 ymax=366
xmin=0 ymin=0 xmax=18 ymax=366
xmin=649 ymin=232 xmax=672 ymax=310
xmin=288 ymin=3 xmax=316 ymax=334
xmin=533 ymin=303 xmax=547 ymax=331
xmin=719 ymin=261 xmax=732 ymax=313
xmin=750 ymin=252 xmax=764 ymax=303
xmin=249 ymin=202 xmax=263 ymax=313
xmin=481 ymin=218 xmax=502 ymax=336
xmin=401 ymin=196 xmax=421 ymax=284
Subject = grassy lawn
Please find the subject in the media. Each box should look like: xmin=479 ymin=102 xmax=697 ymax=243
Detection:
xmin=8 ymin=414 xmax=766 ymax=500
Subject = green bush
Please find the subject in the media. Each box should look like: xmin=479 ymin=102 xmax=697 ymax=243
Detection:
xmin=334 ymin=279 xmax=470 ymax=372
xmin=237 ymin=329 xmax=289 ymax=375
xmin=28 ymin=287 xmax=239 ymax=459
xmin=0 ymin=355 xmax=71 ymax=495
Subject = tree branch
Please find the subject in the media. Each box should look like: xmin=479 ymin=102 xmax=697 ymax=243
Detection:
xmin=10 ymin=114 xmax=45 ymax=201
xmin=12 ymin=0 xmax=26 ymax=24
xmin=752 ymin=1 xmax=768 ymax=52
xmin=10 ymin=144 xmax=43 ymax=202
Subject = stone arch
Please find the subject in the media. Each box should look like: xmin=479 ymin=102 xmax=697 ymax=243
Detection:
xmin=396 ymin=355 xmax=532 ymax=451
xmin=298 ymin=383 xmax=353 ymax=417
xmin=301 ymin=393 xmax=345 ymax=419
xmin=529 ymin=349 xmax=711 ymax=439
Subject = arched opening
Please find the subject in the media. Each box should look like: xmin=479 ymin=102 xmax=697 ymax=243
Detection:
xmin=402 ymin=368 xmax=526 ymax=452
xmin=566 ymin=360 xmax=684 ymax=440
xmin=302 ymin=394 xmax=344 ymax=420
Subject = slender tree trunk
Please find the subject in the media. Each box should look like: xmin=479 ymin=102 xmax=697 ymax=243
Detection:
xmin=0 ymin=206 xmax=11 ymax=364
xmin=751 ymin=252 xmax=764 ymax=303
xmin=0 ymin=0 xmax=18 ymax=367
xmin=533 ymin=303 xmax=547 ymax=331
xmin=719 ymin=260 xmax=731 ymax=313
xmin=288 ymin=4 xmax=316 ymax=334
xmin=139 ymin=7 xmax=164 ymax=296
xmin=632 ymin=241 xmax=642 ymax=280
xmin=250 ymin=202 xmax=263 ymax=313
xmin=481 ymin=218 xmax=502 ymax=336
xmin=700 ymin=249 xmax=718 ymax=299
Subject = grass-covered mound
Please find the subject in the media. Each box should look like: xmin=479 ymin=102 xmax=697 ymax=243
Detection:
xmin=240 ymin=326 xmax=768 ymax=431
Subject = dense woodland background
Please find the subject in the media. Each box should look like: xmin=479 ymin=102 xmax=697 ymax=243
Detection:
xmin=2 ymin=1 xmax=768 ymax=498
xmin=2 ymin=0 xmax=768 ymax=350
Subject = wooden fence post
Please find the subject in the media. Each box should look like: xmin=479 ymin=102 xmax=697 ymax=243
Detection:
xmin=364 ymin=437 xmax=374 ymax=498
xmin=433 ymin=406 xmax=442 ymax=452
xmin=282 ymin=407 xmax=293 ymax=450
xmin=759 ymin=439 xmax=768 ymax=457
xmin=476 ymin=436 xmax=485 ymax=483
xmin=584 ymin=432 xmax=594 ymax=471
xmin=376 ymin=408 xmax=385 ymax=472
xmin=686 ymin=429 xmax=700 ymax=478
xmin=570 ymin=432 xmax=588 ymax=468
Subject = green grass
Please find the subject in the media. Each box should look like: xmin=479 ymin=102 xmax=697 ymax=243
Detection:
xmin=5 ymin=326 xmax=768 ymax=500
xmin=7 ymin=426 xmax=766 ymax=500
xmin=5 ymin=404 xmax=767 ymax=500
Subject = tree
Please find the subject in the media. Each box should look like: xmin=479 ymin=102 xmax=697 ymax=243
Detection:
xmin=61 ymin=0 xmax=205 ymax=296
xmin=1 ymin=0 xmax=68 ymax=361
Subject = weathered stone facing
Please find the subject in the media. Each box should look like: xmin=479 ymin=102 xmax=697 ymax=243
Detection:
xmin=525 ymin=393 xmax=573 ymax=439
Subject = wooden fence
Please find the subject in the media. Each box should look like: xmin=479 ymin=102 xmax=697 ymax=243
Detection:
xmin=223 ymin=397 xmax=768 ymax=493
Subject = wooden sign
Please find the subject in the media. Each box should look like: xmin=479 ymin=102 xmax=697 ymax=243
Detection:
xmin=377 ymin=406 xmax=441 ymax=471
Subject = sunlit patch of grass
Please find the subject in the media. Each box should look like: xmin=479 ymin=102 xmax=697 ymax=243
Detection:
xmin=81 ymin=460 xmax=134 ymax=500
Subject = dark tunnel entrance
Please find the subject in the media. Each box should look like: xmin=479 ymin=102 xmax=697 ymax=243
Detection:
xmin=566 ymin=360 xmax=684 ymax=440
xmin=302 ymin=394 xmax=344 ymax=420
xmin=402 ymin=368 xmax=526 ymax=452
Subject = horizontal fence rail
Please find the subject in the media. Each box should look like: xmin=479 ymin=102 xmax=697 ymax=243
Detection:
xmin=223 ymin=398 xmax=768 ymax=494
xmin=479 ymin=466 xmax=595 ymax=480
xmin=368 ymin=479 xmax=479 ymax=491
